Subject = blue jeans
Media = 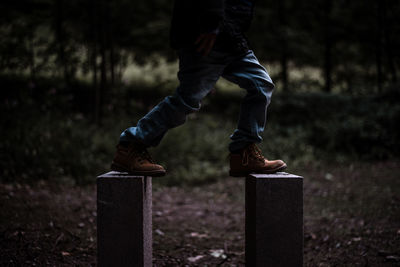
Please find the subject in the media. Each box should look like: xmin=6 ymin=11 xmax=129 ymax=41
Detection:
xmin=120 ymin=48 xmax=274 ymax=152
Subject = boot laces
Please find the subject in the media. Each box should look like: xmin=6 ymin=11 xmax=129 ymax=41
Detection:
xmin=129 ymin=147 xmax=154 ymax=164
xmin=242 ymin=144 xmax=265 ymax=166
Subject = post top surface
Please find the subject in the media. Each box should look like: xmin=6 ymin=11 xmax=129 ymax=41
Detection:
xmin=247 ymin=172 xmax=303 ymax=179
xmin=97 ymin=171 xmax=147 ymax=179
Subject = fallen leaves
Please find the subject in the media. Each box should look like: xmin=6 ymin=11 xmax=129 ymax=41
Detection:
xmin=189 ymin=232 xmax=209 ymax=239
xmin=155 ymin=229 xmax=165 ymax=236
xmin=187 ymin=255 xmax=204 ymax=263
xmin=209 ymin=249 xmax=227 ymax=259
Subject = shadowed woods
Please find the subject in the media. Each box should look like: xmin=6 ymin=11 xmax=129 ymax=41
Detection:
xmin=1 ymin=0 xmax=400 ymax=265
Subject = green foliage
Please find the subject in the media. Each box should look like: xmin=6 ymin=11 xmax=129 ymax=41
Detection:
xmin=152 ymin=114 xmax=232 ymax=186
xmin=266 ymin=91 xmax=400 ymax=161
xmin=0 ymin=104 xmax=117 ymax=185
xmin=1 ymin=76 xmax=399 ymax=185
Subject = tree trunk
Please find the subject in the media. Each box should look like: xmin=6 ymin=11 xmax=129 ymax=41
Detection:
xmin=97 ymin=0 xmax=107 ymax=125
xmin=29 ymin=34 xmax=36 ymax=80
xmin=108 ymin=3 xmax=115 ymax=85
xmin=91 ymin=0 xmax=101 ymax=125
xmin=109 ymin=43 xmax=115 ymax=85
xmin=92 ymin=46 xmax=98 ymax=123
xmin=55 ymin=0 xmax=69 ymax=83
xmin=323 ymin=0 xmax=333 ymax=93
xmin=376 ymin=0 xmax=384 ymax=93
xmin=278 ymin=0 xmax=289 ymax=92
xmin=99 ymin=40 xmax=107 ymax=125
xmin=382 ymin=0 xmax=397 ymax=84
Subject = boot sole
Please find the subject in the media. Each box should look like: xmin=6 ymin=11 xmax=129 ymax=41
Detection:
xmin=111 ymin=163 xmax=166 ymax=177
xmin=229 ymin=164 xmax=287 ymax=177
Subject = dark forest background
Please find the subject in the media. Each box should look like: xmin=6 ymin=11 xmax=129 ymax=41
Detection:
xmin=2 ymin=2 xmax=400 ymax=265
xmin=1 ymin=0 xmax=399 ymax=94
xmin=1 ymin=0 xmax=400 ymax=184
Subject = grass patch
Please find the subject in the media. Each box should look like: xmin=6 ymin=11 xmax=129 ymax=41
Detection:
xmin=1 ymin=75 xmax=399 ymax=185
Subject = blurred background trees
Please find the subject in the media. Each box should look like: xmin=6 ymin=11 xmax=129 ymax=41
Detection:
xmin=251 ymin=0 xmax=400 ymax=94
xmin=1 ymin=0 xmax=399 ymax=184
xmin=1 ymin=0 xmax=399 ymax=95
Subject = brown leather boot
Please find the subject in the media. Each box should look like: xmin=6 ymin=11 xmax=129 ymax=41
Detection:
xmin=111 ymin=143 xmax=166 ymax=177
xmin=229 ymin=143 xmax=287 ymax=177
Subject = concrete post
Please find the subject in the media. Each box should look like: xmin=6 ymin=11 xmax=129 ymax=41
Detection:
xmin=245 ymin=172 xmax=303 ymax=267
xmin=97 ymin=171 xmax=152 ymax=267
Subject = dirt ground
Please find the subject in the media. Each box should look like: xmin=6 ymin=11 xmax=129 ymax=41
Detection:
xmin=1 ymin=161 xmax=400 ymax=266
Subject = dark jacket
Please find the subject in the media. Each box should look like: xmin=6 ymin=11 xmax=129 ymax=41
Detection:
xmin=170 ymin=0 xmax=255 ymax=54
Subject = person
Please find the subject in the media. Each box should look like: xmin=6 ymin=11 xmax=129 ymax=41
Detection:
xmin=111 ymin=0 xmax=287 ymax=177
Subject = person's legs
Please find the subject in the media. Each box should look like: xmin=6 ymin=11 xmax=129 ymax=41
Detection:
xmin=222 ymin=50 xmax=275 ymax=152
xmin=113 ymin=49 xmax=227 ymax=175
xmin=120 ymin=49 xmax=226 ymax=147
xmin=222 ymin=50 xmax=286 ymax=176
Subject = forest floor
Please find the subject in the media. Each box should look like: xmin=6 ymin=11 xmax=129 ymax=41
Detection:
xmin=1 ymin=161 xmax=400 ymax=266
